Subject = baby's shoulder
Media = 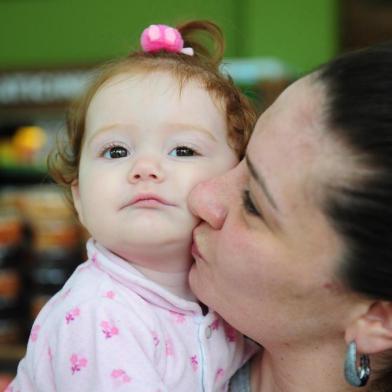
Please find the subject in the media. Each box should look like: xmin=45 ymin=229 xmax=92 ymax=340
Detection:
xmin=27 ymin=267 xmax=96 ymax=331
xmin=30 ymin=262 xmax=161 ymax=336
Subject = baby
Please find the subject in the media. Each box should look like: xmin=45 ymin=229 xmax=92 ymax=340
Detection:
xmin=8 ymin=21 xmax=256 ymax=391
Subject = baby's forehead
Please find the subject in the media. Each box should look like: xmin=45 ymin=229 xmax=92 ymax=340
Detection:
xmin=84 ymin=70 xmax=227 ymax=138
xmin=87 ymin=71 xmax=225 ymax=122
xmin=98 ymin=70 xmax=224 ymax=105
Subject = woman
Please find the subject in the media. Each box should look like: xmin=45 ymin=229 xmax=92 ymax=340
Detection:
xmin=189 ymin=43 xmax=392 ymax=391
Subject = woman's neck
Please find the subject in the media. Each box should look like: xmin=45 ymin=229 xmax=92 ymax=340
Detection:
xmin=251 ymin=338 xmax=371 ymax=392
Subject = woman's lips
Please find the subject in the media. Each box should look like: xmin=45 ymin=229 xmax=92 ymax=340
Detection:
xmin=191 ymin=240 xmax=203 ymax=260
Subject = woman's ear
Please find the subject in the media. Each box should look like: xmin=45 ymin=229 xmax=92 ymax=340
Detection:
xmin=71 ymin=180 xmax=84 ymax=225
xmin=345 ymin=301 xmax=392 ymax=354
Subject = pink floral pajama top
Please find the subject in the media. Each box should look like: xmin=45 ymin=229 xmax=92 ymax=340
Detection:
xmin=8 ymin=240 xmax=256 ymax=391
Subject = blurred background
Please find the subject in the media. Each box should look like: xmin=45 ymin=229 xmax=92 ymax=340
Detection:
xmin=0 ymin=0 xmax=392 ymax=385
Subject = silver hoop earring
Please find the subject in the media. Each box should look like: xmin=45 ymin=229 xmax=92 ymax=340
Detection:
xmin=344 ymin=341 xmax=371 ymax=387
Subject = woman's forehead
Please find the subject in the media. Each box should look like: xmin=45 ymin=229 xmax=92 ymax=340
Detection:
xmin=253 ymin=77 xmax=325 ymax=148
xmin=247 ymin=76 xmax=342 ymax=210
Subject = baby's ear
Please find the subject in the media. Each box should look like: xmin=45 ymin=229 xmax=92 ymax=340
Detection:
xmin=345 ymin=301 xmax=392 ymax=354
xmin=71 ymin=180 xmax=83 ymax=225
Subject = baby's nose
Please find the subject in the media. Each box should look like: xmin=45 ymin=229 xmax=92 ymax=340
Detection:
xmin=128 ymin=157 xmax=164 ymax=183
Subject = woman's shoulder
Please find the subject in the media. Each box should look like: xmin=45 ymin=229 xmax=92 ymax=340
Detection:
xmin=229 ymin=360 xmax=251 ymax=392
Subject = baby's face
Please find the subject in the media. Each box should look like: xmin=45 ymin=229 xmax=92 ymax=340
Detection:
xmin=72 ymin=71 xmax=238 ymax=269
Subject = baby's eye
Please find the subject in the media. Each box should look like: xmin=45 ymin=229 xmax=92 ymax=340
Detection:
xmin=103 ymin=145 xmax=129 ymax=159
xmin=169 ymin=146 xmax=199 ymax=157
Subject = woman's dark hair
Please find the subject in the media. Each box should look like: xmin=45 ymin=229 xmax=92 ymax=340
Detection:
xmin=318 ymin=43 xmax=392 ymax=391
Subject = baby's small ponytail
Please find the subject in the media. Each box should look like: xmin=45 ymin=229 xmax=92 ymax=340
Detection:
xmin=177 ymin=20 xmax=225 ymax=68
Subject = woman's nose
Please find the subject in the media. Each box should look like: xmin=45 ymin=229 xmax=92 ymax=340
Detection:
xmin=128 ymin=156 xmax=164 ymax=184
xmin=188 ymin=171 xmax=233 ymax=230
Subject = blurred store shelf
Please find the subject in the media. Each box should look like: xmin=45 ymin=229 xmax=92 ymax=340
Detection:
xmin=0 ymin=167 xmax=50 ymax=186
xmin=0 ymin=344 xmax=25 ymax=362
xmin=222 ymin=57 xmax=295 ymax=84
xmin=222 ymin=57 xmax=295 ymax=113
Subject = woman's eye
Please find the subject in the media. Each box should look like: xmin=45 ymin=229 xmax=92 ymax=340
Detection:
xmin=103 ymin=146 xmax=129 ymax=159
xmin=169 ymin=146 xmax=199 ymax=157
xmin=242 ymin=190 xmax=261 ymax=217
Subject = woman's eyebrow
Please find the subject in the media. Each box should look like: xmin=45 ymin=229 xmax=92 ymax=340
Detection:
xmin=245 ymin=155 xmax=279 ymax=211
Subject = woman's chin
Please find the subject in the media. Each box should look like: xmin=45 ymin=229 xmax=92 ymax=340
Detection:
xmin=188 ymin=265 xmax=204 ymax=299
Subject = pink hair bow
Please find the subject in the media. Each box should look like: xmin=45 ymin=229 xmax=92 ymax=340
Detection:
xmin=140 ymin=24 xmax=194 ymax=56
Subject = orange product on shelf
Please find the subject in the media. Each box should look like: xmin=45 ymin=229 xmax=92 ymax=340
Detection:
xmin=0 ymin=320 xmax=22 ymax=345
xmin=32 ymin=218 xmax=81 ymax=251
xmin=19 ymin=185 xmax=74 ymax=221
xmin=30 ymin=294 xmax=51 ymax=320
xmin=0 ymin=211 xmax=23 ymax=304
xmin=0 ymin=270 xmax=20 ymax=301
xmin=0 ymin=373 xmax=14 ymax=390
xmin=16 ymin=184 xmax=84 ymax=251
xmin=11 ymin=126 xmax=47 ymax=164
xmin=0 ymin=212 xmax=23 ymax=246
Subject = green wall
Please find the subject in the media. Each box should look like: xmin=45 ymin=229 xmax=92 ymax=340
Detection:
xmin=242 ymin=0 xmax=338 ymax=73
xmin=0 ymin=0 xmax=337 ymax=73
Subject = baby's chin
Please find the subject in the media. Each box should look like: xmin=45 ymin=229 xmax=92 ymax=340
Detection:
xmin=102 ymin=236 xmax=193 ymax=264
